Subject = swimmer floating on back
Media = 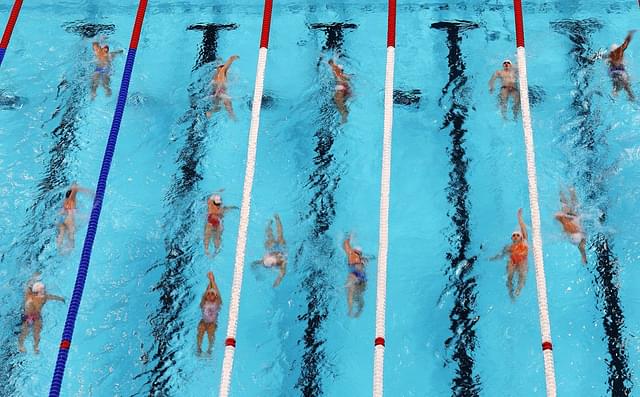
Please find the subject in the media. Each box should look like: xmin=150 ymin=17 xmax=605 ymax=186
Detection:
xmin=343 ymin=234 xmax=368 ymax=317
xmin=196 ymin=271 xmax=222 ymax=355
xmin=328 ymin=59 xmax=352 ymax=124
xmin=206 ymin=55 xmax=239 ymax=120
xmin=489 ymin=59 xmax=520 ymax=120
xmin=252 ymin=214 xmax=287 ymax=287
xmin=91 ymin=42 xmax=124 ymax=100
xmin=204 ymin=192 xmax=238 ymax=257
xmin=56 ymin=183 xmax=93 ymax=254
xmin=491 ymin=208 xmax=529 ymax=301
xmin=555 ymin=187 xmax=587 ymax=264
xmin=608 ymin=30 xmax=636 ymax=101
xmin=18 ymin=273 xmax=65 ymax=353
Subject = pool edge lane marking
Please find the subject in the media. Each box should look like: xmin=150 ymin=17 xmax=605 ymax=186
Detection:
xmin=373 ymin=0 xmax=396 ymax=396
xmin=512 ymin=1 xmax=557 ymax=396
xmin=0 ymin=0 xmax=24 ymax=67
xmin=218 ymin=0 xmax=273 ymax=396
xmin=48 ymin=1 xmax=148 ymax=396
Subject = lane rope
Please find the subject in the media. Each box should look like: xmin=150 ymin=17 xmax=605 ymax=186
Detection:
xmin=217 ymin=0 xmax=273 ymax=395
xmin=48 ymin=1 xmax=148 ymax=395
xmin=512 ymin=1 xmax=557 ymax=396
xmin=373 ymin=0 xmax=396 ymax=396
xmin=0 ymin=0 xmax=24 ymax=67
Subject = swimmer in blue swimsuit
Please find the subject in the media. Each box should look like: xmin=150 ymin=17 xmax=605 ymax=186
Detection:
xmin=608 ymin=30 xmax=636 ymax=101
xmin=343 ymin=234 xmax=368 ymax=317
xmin=252 ymin=214 xmax=287 ymax=287
xmin=91 ymin=42 xmax=123 ymax=100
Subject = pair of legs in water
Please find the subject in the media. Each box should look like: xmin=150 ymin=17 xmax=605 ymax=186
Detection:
xmin=91 ymin=67 xmax=112 ymax=99
xmin=499 ymin=85 xmax=520 ymax=120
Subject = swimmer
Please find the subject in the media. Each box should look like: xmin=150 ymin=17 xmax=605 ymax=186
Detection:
xmin=608 ymin=31 xmax=636 ymax=101
xmin=328 ymin=59 xmax=352 ymax=124
xmin=252 ymin=214 xmax=287 ymax=287
xmin=18 ymin=274 xmax=65 ymax=353
xmin=206 ymin=55 xmax=239 ymax=120
xmin=56 ymin=183 xmax=93 ymax=254
xmin=196 ymin=271 xmax=222 ymax=354
xmin=204 ymin=193 xmax=238 ymax=257
xmin=91 ymin=42 xmax=124 ymax=100
xmin=491 ymin=208 xmax=529 ymax=301
xmin=342 ymin=234 xmax=367 ymax=317
xmin=489 ymin=59 xmax=521 ymax=119
xmin=555 ymin=187 xmax=587 ymax=264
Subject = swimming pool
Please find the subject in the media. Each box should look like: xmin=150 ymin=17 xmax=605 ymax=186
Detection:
xmin=1 ymin=0 xmax=638 ymax=396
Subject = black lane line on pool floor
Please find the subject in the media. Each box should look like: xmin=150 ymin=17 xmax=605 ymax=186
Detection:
xmin=431 ymin=20 xmax=482 ymax=397
xmin=293 ymin=22 xmax=355 ymax=397
xmin=136 ymin=23 xmax=236 ymax=396
xmin=0 ymin=22 xmax=113 ymax=397
xmin=552 ymin=19 xmax=633 ymax=396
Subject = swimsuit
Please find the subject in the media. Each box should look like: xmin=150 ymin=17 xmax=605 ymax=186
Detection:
xmin=208 ymin=213 xmax=221 ymax=228
xmin=202 ymin=301 xmax=220 ymax=324
xmin=95 ymin=65 xmax=111 ymax=75
xmin=214 ymin=85 xmax=231 ymax=100
xmin=510 ymin=241 xmax=528 ymax=265
xmin=335 ymin=83 xmax=351 ymax=96
xmin=609 ymin=64 xmax=627 ymax=79
xmin=570 ymin=232 xmax=585 ymax=245
xmin=23 ymin=313 xmax=40 ymax=325
xmin=348 ymin=264 xmax=367 ymax=284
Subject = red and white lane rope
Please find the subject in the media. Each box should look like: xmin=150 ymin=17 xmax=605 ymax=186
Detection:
xmin=217 ymin=0 xmax=273 ymax=396
xmin=512 ymin=1 xmax=557 ymax=396
xmin=372 ymin=0 xmax=396 ymax=396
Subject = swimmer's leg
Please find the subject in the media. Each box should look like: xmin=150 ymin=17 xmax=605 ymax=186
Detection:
xmin=56 ymin=223 xmax=66 ymax=251
xmin=498 ymin=87 xmax=509 ymax=119
xmin=223 ymin=99 xmax=236 ymax=121
xmin=353 ymin=284 xmax=365 ymax=317
xmin=18 ymin=320 xmax=29 ymax=352
xmin=33 ymin=317 xmax=42 ymax=354
xmin=579 ymin=238 xmax=587 ymax=264
xmin=213 ymin=226 xmax=222 ymax=254
xmin=204 ymin=223 xmax=213 ymax=256
xmin=506 ymin=261 xmax=516 ymax=301
xmin=511 ymin=90 xmax=521 ymax=119
xmin=196 ymin=320 xmax=206 ymax=354
xmin=102 ymin=73 xmax=112 ymax=97
xmin=514 ymin=262 xmax=528 ymax=298
xmin=624 ymin=81 xmax=635 ymax=101
xmin=91 ymin=73 xmax=100 ymax=100
xmin=334 ymin=92 xmax=348 ymax=123
xmin=206 ymin=323 xmax=216 ymax=353
xmin=346 ymin=276 xmax=355 ymax=316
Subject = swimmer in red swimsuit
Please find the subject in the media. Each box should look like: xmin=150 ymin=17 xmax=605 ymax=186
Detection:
xmin=18 ymin=273 xmax=65 ymax=353
xmin=206 ymin=55 xmax=239 ymax=120
xmin=204 ymin=192 xmax=238 ymax=257
xmin=56 ymin=182 xmax=93 ymax=254
xmin=491 ymin=208 xmax=529 ymax=301
xmin=329 ymin=59 xmax=352 ymax=124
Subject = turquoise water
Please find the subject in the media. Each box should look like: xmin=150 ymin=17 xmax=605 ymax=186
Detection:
xmin=1 ymin=1 xmax=639 ymax=396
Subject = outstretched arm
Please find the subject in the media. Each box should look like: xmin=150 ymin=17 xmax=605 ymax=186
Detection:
xmin=489 ymin=71 xmax=499 ymax=93
xmin=620 ymin=30 xmax=636 ymax=52
xmin=517 ymin=208 xmax=528 ymax=240
xmin=490 ymin=245 xmax=510 ymax=261
xmin=223 ymin=55 xmax=240 ymax=69
xmin=92 ymin=42 xmax=100 ymax=54
xmin=342 ymin=235 xmax=353 ymax=256
xmin=46 ymin=294 xmax=65 ymax=303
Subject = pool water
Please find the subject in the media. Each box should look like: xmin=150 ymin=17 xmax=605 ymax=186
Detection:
xmin=1 ymin=1 xmax=639 ymax=396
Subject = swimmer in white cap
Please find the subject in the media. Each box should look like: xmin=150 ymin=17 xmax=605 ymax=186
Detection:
xmin=607 ymin=30 xmax=636 ymax=101
xmin=204 ymin=191 xmax=238 ymax=257
xmin=489 ymin=59 xmax=521 ymax=119
xmin=490 ymin=208 xmax=529 ymax=301
xmin=555 ymin=187 xmax=587 ymax=264
xmin=343 ymin=234 xmax=368 ymax=317
xmin=18 ymin=273 xmax=65 ymax=353
xmin=328 ymin=59 xmax=352 ymax=124
xmin=197 ymin=271 xmax=222 ymax=354
xmin=56 ymin=182 xmax=93 ymax=255
xmin=206 ymin=55 xmax=239 ymax=120
xmin=252 ymin=214 xmax=287 ymax=287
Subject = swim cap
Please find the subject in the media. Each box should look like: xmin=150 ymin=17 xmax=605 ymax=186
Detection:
xmin=353 ymin=246 xmax=363 ymax=254
xmin=263 ymin=253 xmax=278 ymax=267
xmin=206 ymin=288 xmax=217 ymax=296
xmin=503 ymin=59 xmax=512 ymax=65
xmin=210 ymin=194 xmax=222 ymax=205
xmin=610 ymin=43 xmax=619 ymax=52
xmin=32 ymin=282 xmax=45 ymax=295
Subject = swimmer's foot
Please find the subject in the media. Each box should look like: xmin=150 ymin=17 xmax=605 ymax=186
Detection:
xmin=206 ymin=111 xmax=212 ymax=118
xmin=197 ymin=348 xmax=203 ymax=355
xmin=207 ymin=347 xmax=212 ymax=354
xmin=34 ymin=347 xmax=40 ymax=354
xmin=18 ymin=344 xmax=26 ymax=353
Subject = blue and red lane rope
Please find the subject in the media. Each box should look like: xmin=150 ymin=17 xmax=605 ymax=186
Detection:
xmin=48 ymin=1 xmax=148 ymax=396
xmin=0 ymin=0 xmax=23 ymax=67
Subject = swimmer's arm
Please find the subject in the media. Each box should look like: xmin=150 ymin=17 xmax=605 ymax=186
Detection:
xmin=110 ymin=49 xmax=125 ymax=58
xmin=208 ymin=272 xmax=221 ymax=298
xmin=490 ymin=245 xmax=510 ymax=261
xmin=92 ymin=42 xmax=100 ymax=54
xmin=223 ymin=55 xmax=240 ymax=69
xmin=517 ymin=208 xmax=528 ymax=240
xmin=223 ymin=205 xmax=239 ymax=213
xmin=620 ymin=30 xmax=635 ymax=52
xmin=46 ymin=294 xmax=65 ymax=303
xmin=273 ymin=259 xmax=286 ymax=288
xmin=488 ymin=72 xmax=499 ymax=92
xmin=342 ymin=236 xmax=353 ymax=255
